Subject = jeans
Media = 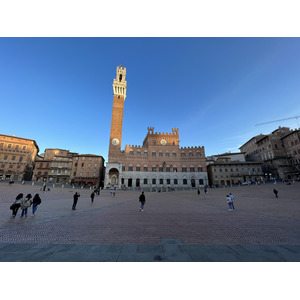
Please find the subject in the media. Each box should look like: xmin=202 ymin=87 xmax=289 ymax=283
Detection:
xmin=140 ymin=202 xmax=145 ymax=210
xmin=227 ymin=202 xmax=233 ymax=210
xmin=32 ymin=203 xmax=38 ymax=215
xmin=21 ymin=208 xmax=28 ymax=217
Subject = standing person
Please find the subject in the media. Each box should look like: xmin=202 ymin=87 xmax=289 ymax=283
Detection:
xmin=197 ymin=189 xmax=200 ymax=196
xmin=90 ymin=191 xmax=95 ymax=203
xmin=226 ymin=195 xmax=233 ymax=211
xmin=229 ymin=193 xmax=235 ymax=209
xmin=204 ymin=187 xmax=208 ymax=195
xmin=43 ymin=183 xmax=46 ymax=192
xmin=273 ymin=188 xmax=279 ymax=198
xmin=139 ymin=191 xmax=146 ymax=212
xmin=72 ymin=192 xmax=80 ymax=210
xmin=20 ymin=194 xmax=33 ymax=217
xmin=32 ymin=193 xmax=42 ymax=216
xmin=11 ymin=193 xmax=23 ymax=217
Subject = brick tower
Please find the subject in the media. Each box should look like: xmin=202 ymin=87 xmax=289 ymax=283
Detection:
xmin=108 ymin=65 xmax=127 ymax=159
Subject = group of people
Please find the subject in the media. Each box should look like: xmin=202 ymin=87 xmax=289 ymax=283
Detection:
xmin=10 ymin=193 xmax=42 ymax=217
xmin=226 ymin=193 xmax=235 ymax=211
xmin=225 ymin=188 xmax=280 ymax=211
xmin=197 ymin=188 xmax=208 ymax=196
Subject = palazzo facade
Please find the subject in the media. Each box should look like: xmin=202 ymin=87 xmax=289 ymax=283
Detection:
xmin=104 ymin=66 xmax=208 ymax=189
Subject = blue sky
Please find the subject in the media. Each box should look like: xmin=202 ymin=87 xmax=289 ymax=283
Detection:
xmin=1 ymin=37 xmax=300 ymax=162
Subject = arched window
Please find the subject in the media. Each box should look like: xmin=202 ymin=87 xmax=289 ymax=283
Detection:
xmin=196 ymin=152 xmax=201 ymax=157
xmin=190 ymin=165 xmax=195 ymax=172
xmin=144 ymin=178 xmax=148 ymax=184
xmin=136 ymin=165 xmax=141 ymax=171
xmin=144 ymin=165 xmax=148 ymax=172
xmin=182 ymin=165 xmax=187 ymax=172
xmin=152 ymin=178 xmax=156 ymax=184
xmin=128 ymin=165 xmax=133 ymax=171
xmin=189 ymin=152 xmax=193 ymax=158
xmin=183 ymin=179 xmax=187 ymax=185
xmin=129 ymin=150 xmax=134 ymax=156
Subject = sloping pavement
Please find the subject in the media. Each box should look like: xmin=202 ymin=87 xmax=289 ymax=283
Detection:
xmin=0 ymin=182 xmax=299 ymax=262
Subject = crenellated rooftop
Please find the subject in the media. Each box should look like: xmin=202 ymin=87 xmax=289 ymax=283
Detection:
xmin=180 ymin=146 xmax=204 ymax=150
xmin=147 ymin=127 xmax=179 ymax=136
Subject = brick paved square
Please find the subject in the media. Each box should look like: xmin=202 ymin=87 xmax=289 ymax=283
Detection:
xmin=0 ymin=181 xmax=300 ymax=261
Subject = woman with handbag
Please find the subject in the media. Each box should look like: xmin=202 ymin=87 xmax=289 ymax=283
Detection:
xmin=20 ymin=194 xmax=33 ymax=217
xmin=11 ymin=193 xmax=23 ymax=217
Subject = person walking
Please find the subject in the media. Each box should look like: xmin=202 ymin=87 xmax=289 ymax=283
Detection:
xmin=20 ymin=194 xmax=33 ymax=217
xmin=139 ymin=191 xmax=146 ymax=212
xmin=72 ymin=192 xmax=80 ymax=210
xmin=229 ymin=193 xmax=235 ymax=209
xmin=226 ymin=195 xmax=233 ymax=211
xmin=90 ymin=191 xmax=95 ymax=203
xmin=273 ymin=188 xmax=279 ymax=198
xmin=11 ymin=193 xmax=23 ymax=217
xmin=32 ymin=193 xmax=42 ymax=216
xmin=197 ymin=189 xmax=200 ymax=196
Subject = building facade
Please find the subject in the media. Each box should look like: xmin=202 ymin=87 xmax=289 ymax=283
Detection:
xmin=279 ymin=129 xmax=300 ymax=180
xmin=71 ymin=154 xmax=105 ymax=187
xmin=33 ymin=149 xmax=74 ymax=184
xmin=206 ymin=152 xmax=263 ymax=186
xmin=105 ymin=66 xmax=208 ymax=189
xmin=33 ymin=149 xmax=105 ymax=187
xmin=240 ymin=127 xmax=294 ymax=180
xmin=0 ymin=134 xmax=39 ymax=181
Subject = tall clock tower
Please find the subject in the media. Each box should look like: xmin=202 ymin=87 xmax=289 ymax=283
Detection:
xmin=109 ymin=65 xmax=127 ymax=158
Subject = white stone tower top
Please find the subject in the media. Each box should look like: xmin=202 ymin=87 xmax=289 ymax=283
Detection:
xmin=112 ymin=65 xmax=127 ymax=99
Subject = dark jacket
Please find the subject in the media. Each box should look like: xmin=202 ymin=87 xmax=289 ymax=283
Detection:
xmin=74 ymin=193 xmax=80 ymax=200
xmin=139 ymin=193 xmax=146 ymax=203
xmin=33 ymin=194 xmax=41 ymax=205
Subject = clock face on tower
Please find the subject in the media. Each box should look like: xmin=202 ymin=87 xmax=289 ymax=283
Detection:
xmin=111 ymin=138 xmax=120 ymax=146
xmin=160 ymin=139 xmax=167 ymax=146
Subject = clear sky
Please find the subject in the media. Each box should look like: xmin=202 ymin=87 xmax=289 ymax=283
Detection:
xmin=1 ymin=37 xmax=300 ymax=161
xmin=1 ymin=1 xmax=299 ymax=297
xmin=0 ymin=38 xmax=300 ymax=161
xmin=1 ymin=38 xmax=300 ymax=162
